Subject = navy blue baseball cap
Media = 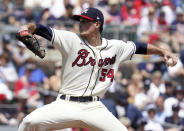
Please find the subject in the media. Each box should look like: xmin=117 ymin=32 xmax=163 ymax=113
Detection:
xmin=73 ymin=8 xmax=104 ymax=32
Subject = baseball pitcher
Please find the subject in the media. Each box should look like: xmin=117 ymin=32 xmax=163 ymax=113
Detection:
xmin=17 ymin=8 xmax=177 ymax=131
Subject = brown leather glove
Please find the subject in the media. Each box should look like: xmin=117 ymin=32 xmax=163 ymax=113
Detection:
xmin=16 ymin=30 xmax=45 ymax=58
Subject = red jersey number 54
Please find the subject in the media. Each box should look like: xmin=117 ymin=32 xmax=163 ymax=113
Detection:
xmin=99 ymin=68 xmax=114 ymax=82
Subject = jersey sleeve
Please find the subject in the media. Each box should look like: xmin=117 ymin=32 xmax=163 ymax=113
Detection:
xmin=118 ymin=41 xmax=136 ymax=62
xmin=34 ymin=24 xmax=52 ymax=41
xmin=51 ymin=29 xmax=75 ymax=56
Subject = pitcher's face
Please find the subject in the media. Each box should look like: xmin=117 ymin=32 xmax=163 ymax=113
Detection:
xmin=79 ymin=18 xmax=96 ymax=37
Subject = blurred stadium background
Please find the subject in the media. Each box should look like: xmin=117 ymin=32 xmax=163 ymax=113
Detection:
xmin=0 ymin=0 xmax=184 ymax=131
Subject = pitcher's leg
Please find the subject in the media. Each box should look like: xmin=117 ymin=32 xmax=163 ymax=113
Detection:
xmin=18 ymin=122 xmax=29 ymax=131
xmin=82 ymin=101 xmax=128 ymax=131
xmin=18 ymin=124 xmax=39 ymax=131
xmin=18 ymin=101 xmax=56 ymax=131
xmin=18 ymin=100 xmax=82 ymax=131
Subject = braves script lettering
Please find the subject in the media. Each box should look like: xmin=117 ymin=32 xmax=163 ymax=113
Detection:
xmin=72 ymin=49 xmax=116 ymax=67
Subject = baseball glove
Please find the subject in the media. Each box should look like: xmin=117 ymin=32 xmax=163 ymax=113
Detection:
xmin=16 ymin=30 xmax=45 ymax=58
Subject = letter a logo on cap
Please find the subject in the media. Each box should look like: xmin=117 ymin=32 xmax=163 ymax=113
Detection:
xmin=83 ymin=9 xmax=88 ymax=14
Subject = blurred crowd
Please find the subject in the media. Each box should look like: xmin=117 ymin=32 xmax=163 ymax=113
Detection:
xmin=0 ymin=0 xmax=184 ymax=131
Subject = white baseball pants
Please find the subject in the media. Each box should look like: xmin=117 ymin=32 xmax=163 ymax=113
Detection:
xmin=18 ymin=95 xmax=128 ymax=131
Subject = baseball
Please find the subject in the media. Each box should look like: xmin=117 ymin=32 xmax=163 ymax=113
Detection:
xmin=168 ymin=58 xmax=174 ymax=66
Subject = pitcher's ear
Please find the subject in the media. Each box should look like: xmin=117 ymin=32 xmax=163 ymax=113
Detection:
xmin=95 ymin=21 xmax=101 ymax=29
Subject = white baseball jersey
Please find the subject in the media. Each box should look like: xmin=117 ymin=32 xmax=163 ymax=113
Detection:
xmin=51 ymin=29 xmax=136 ymax=97
xmin=18 ymin=28 xmax=130 ymax=131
